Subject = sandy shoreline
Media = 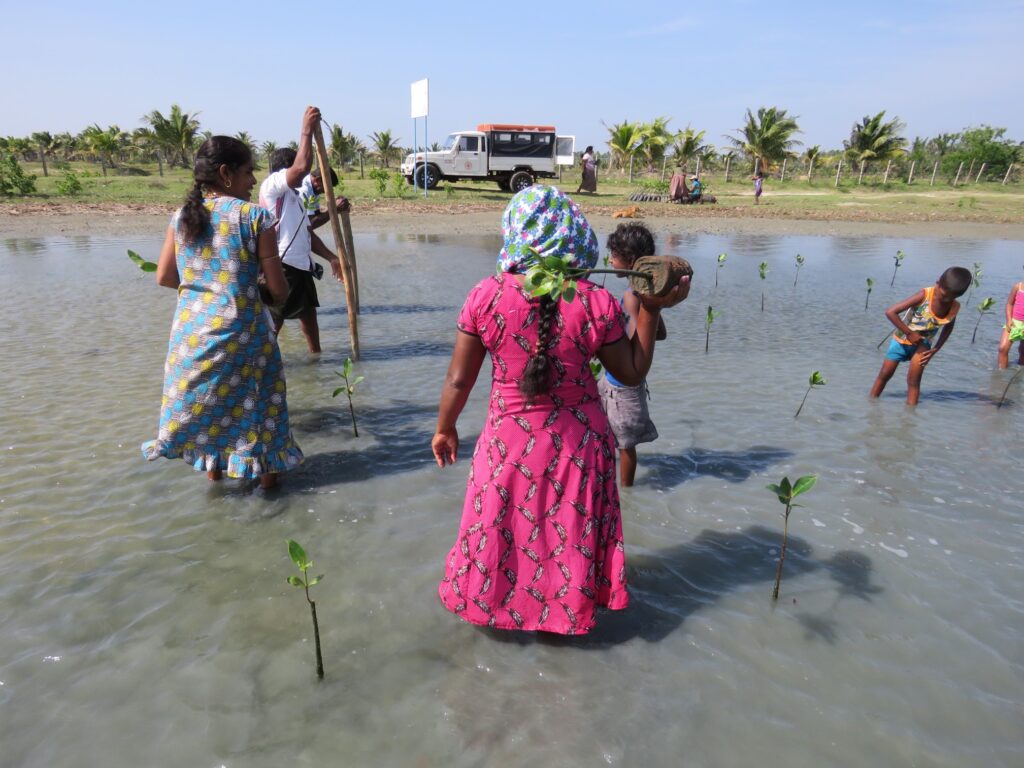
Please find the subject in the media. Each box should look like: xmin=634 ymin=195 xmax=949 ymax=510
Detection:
xmin=3 ymin=202 xmax=1024 ymax=240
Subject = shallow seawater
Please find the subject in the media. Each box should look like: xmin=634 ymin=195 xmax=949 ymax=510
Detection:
xmin=1 ymin=226 xmax=1022 ymax=768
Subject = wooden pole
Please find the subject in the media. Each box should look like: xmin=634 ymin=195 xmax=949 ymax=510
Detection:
xmin=975 ymin=162 xmax=986 ymax=183
xmin=834 ymin=159 xmax=842 ymax=188
xmin=807 ymin=157 xmax=814 ymax=183
xmin=724 ymin=155 xmax=731 ymax=182
xmin=1003 ymin=163 xmax=1014 ymax=185
xmin=660 ymin=156 xmax=667 ymax=183
xmin=340 ymin=208 xmax=358 ymax=313
xmin=907 ymin=160 xmax=916 ymax=184
xmin=780 ymin=158 xmax=787 ymax=182
xmin=312 ymin=123 xmax=360 ymax=360
xmin=858 ymin=161 xmax=865 ymax=185
xmin=930 ymin=161 xmax=938 ymax=186
xmin=883 ymin=159 xmax=892 ymax=184
xmin=966 ymin=158 xmax=975 ymax=179
xmin=696 ymin=156 xmax=701 ymax=178
xmin=628 ymin=154 xmax=634 ymax=184
xmin=953 ymin=161 xmax=964 ymax=186
xmin=358 ymin=151 xmax=364 ymax=179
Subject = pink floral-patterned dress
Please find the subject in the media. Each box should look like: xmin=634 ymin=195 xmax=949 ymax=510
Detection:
xmin=438 ymin=274 xmax=629 ymax=634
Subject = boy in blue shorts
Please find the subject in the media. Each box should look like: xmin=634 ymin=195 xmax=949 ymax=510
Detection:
xmin=870 ymin=266 xmax=971 ymax=406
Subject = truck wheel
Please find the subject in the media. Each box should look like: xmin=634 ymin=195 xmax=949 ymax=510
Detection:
xmin=509 ymin=171 xmax=533 ymax=192
xmin=414 ymin=164 xmax=441 ymax=190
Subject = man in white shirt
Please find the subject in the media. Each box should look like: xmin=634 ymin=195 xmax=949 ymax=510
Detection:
xmin=299 ymin=167 xmax=342 ymax=231
xmin=258 ymin=106 xmax=342 ymax=354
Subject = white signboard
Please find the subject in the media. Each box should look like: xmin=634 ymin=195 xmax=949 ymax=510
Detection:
xmin=410 ymin=79 xmax=429 ymax=119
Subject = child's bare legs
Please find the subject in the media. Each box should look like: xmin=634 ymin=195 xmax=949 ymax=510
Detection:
xmin=207 ymin=469 xmax=223 ymax=481
xmin=259 ymin=472 xmax=279 ymax=490
xmin=870 ymin=359 xmax=899 ymax=398
xmin=997 ymin=327 xmax=1013 ymax=368
xmin=905 ymin=351 xmax=928 ymax=406
xmin=298 ymin=307 xmax=322 ymax=354
xmin=619 ymin=447 xmax=638 ymax=487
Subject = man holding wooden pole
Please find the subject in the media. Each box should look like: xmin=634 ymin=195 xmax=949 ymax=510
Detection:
xmin=258 ymin=106 xmax=344 ymax=355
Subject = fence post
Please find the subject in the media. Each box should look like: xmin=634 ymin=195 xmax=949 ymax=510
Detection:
xmin=1003 ymin=163 xmax=1014 ymax=185
xmin=780 ymin=158 xmax=787 ymax=182
xmin=953 ymin=161 xmax=964 ymax=186
xmin=858 ymin=161 xmax=865 ymax=185
xmin=966 ymin=159 xmax=975 ymax=180
xmin=724 ymin=155 xmax=731 ymax=182
xmin=883 ymin=159 xmax=892 ymax=184
xmin=975 ymin=162 xmax=986 ymax=183
xmin=696 ymin=156 xmax=701 ymax=178
xmin=359 ymin=151 xmax=364 ymax=179
xmin=834 ymin=159 xmax=842 ymax=188
xmin=808 ymin=157 xmax=814 ymax=183
xmin=907 ymin=160 xmax=915 ymax=184
xmin=930 ymin=161 xmax=938 ymax=186
xmin=660 ymin=156 xmax=667 ymax=183
xmin=628 ymin=154 xmax=634 ymax=184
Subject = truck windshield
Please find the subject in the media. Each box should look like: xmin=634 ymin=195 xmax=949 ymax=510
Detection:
xmin=441 ymin=134 xmax=458 ymax=150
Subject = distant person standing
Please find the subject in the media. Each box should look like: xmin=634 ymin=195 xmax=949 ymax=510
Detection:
xmin=259 ymin=106 xmax=344 ymax=355
xmin=752 ymin=169 xmax=764 ymax=204
xmin=577 ymin=145 xmax=597 ymax=194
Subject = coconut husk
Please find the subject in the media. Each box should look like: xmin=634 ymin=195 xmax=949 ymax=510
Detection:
xmin=628 ymin=255 xmax=694 ymax=296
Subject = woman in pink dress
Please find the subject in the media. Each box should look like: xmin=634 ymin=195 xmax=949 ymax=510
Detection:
xmin=432 ymin=186 xmax=690 ymax=635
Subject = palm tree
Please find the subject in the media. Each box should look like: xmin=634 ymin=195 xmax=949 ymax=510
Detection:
xmin=671 ymin=126 xmax=709 ymax=171
xmin=328 ymin=124 xmax=363 ymax=168
xmin=82 ymin=124 xmax=127 ymax=176
xmin=260 ymin=140 xmax=277 ymax=170
xmin=604 ymin=120 xmax=647 ymax=171
xmin=143 ymin=104 xmax=201 ymax=167
xmin=54 ymin=132 xmax=78 ymax=162
xmin=31 ymin=131 xmax=55 ymax=176
xmin=132 ymin=128 xmax=165 ymax=176
xmin=639 ymin=116 xmax=673 ymax=169
xmin=369 ymin=129 xmax=401 ymax=168
xmin=843 ymin=111 xmax=906 ymax=170
xmin=728 ymin=107 xmax=802 ymax=173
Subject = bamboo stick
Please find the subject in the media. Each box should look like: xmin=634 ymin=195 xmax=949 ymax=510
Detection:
xmin=858 ymin=161 xmax=865 ymax=185
xmin=724 ymin=155 xmax=731 ymax=182
xmin=930 ymin=161 xmax=938 ymax=186
xmin=953 ymin=161 xmax=964 ymax=186
xmin=780 ymin=158 xmax=787 ymax=182
xmin=975 ymin=162 xmax=986 ymax=183
xmin=1003 ymin=164 xmax=1014 ymax=185
xmin=834 ymin=159 xmax=842 ymax=187
xmin=340 ymin=207 xmax=359 ymax=313
xmin=907 ymin=160 xmax=915 ymax=184
xmin=883 ymin=159 xmax=892 ymax=184
xmin=312 ymin=123 xmax=360 ymax=360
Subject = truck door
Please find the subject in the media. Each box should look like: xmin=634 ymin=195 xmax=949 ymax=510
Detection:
xmin=457 ymin=135 xmax=484 ymax=177
xmin=556 ymin=135 xmax=576 ymax=166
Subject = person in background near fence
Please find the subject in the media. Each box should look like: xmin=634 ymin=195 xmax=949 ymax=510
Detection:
xmin=668 ymin=166 xmax=690 ymax=203
xmin=142 ymin=135 xmax=304 ymax=490
xmin=689 ymin=174 xmax=703 ymax=203
xmin=752 ymin=169 xmax=764 ymax=204
xmin=576 ymin=145 xmax=597 ymax=194
xmin=997 ymin=275 xmax=1024 ymax=368
xmin=599 ymin=222 xmax=667 ymax=486
xmin=259 ymin=106 xmax=344 ymax=355
xmin=869 ymin=266 xmax=971 ymax=406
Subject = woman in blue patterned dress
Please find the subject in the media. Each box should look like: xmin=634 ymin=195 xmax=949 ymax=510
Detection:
xmin=142 ymin=136 xmax=304 ymax=490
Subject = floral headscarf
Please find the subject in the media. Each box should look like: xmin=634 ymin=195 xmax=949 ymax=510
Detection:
xmin=497 ymin=186 xmax=599 ymax=273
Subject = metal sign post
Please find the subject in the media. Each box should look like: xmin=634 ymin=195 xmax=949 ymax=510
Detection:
xmin=411 ymin=78 xmax=429 ymax=197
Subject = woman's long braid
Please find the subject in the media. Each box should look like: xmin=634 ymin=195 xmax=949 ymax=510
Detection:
xmin=519 ymin=295 xmax=559 ymax=398
xmin=179 ymin=177 xmax=209 ymax=244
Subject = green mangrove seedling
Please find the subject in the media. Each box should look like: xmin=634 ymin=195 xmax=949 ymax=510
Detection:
xmin=332 ymin=357 xmax=363 ymax=437
xmin=890 ymin=249 xmax=905 ymax=287
xmin=286 ymin=539 xmax=325 ymax=679
xmin=964 ymin=262 xmax=983 ymax=307
xmin=793 ymin=253 xmax=805 ymax=287
xmin=794 ymin=371 xmax=827 ymax=419
xmin=589 ymin=359 xmax=604 ymax=380
xmin=704 ymin=305 xmax=720 ymax=353
xmin=716 ymin=253 xmax=727 ymax=287
xmin=759 ymin=261 xmax=769 ymax=311
xmin=522 ymin=251 xmax=655 ymax=303
xmin=971 ymin=297 xmax=995 ymax=343
xmin=766 ymin=474 xmax=817 ymax=601
xmin=997 ymin=322 xmax=1024 ymax=408
xmin=127 ymin=249 xmax=157 ymax=272
xmin=865 ymin=277 xmax=874 ymax=310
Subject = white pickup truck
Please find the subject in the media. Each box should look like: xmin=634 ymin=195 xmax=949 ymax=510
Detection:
xmin=401 ymin=124 xmax=575 ymax=192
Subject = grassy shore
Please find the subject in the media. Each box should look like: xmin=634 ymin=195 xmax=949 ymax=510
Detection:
xmin=4 ymin=159 xmax=1024 ymax=225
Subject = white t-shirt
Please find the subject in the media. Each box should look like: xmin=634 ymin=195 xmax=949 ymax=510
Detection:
xmin=259 ymin=169 xmax=312 ymax=271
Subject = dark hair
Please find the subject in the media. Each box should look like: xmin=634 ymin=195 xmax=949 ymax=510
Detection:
xmin=270 ymin=148 xmax=297 ymax=172
xmin=180 ymin=136 xmax=251 ymax=243
xmin=606 ymin=222 xmax=655 ymax=267
xmin=584 ymin=145 xmax=594 ymax=154
xmin=519 ymin=296 xmax=559 ymax=399
xmin=312 ymin=167 xmax=339 ymax=186
xmin=939 ymin=266 xmax=972 ymax=295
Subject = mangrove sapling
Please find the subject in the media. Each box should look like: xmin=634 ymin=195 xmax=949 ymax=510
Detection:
xmin=704 ymin=305 xmax=720 ymax=353
xmin=126 ymin=249 xmax=157 ymax=272
xmin=793 ymin=253 xmax=805 ymax=287
xmin=716 ymin=253 xmax=727 ymax=287
xmin=286 ymin=539 xmax=325 ymax=679
xmin=971 ymin=297 xmax=995 ymax=343
xmin=766 ymin=474 xmax=817 ymax=601
xmin=865 ymin=277 xmax=874 ymax=310
xmin=794 ymin=371 xmax=827 ymax=419
xmin=332 ymin=357 xmax=363 ymax=437
xmin=965 ymin=262 xmax=982 ymax=307
xmin=890 ymin=249 xmax=905 ymax=287
xmin=997 ymin=322 xmax=1024 ymax=408
xmin=758 ymin=261 xmax=769 ymax=311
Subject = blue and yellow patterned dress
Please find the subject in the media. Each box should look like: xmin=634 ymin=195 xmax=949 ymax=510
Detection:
xmin=142 ymin=197 xmax=304 ymax=478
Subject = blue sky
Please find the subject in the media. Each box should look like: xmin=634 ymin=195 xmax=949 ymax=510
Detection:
xmin=2 ymin=0 xmax=1021 ymax=152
